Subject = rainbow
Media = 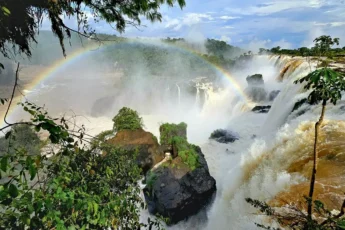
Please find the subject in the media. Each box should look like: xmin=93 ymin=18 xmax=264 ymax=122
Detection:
xmin=0 ymin=39 xmax=248 ymax=126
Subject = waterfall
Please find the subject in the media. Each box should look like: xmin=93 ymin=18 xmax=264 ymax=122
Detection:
xmin=176 ymin=83 xmax=181 ymax=107
xmin=195 ymin=84 xmax=201 ymax=110
xmin=202 ymin=55 xmax=345 ymax=230
xmin=261 ymin=60 xmax=312 ymax=134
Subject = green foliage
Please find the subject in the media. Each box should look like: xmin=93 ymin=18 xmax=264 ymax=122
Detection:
xmin=0 ymin=0 xmax=185 ymax=58
xmin=267 ymin=35 xmax=344 ymax=57
xmin=145 ymin=171 xmax=158 ymax=194
xmin=294 ymin=68 xmax=345 ymax=105
xmin=0 ymin=102 xmax=163 ymax=229
xmin=112 ymin=107 xmax=143 ymax=132
xmin=178 ymin=148 xmax=199 ymax=171
xmin=159 ymin=123 xmax=199 ymax=170
xmin=205 ymin=38 xmax=244 ymax=59
xmin=159 ymin=122 xmax=187 ymax=146
xmin=313 ymin=35 xmax=340 ymax=56
xmin=152 ymin=134 xmax=159 ymax=144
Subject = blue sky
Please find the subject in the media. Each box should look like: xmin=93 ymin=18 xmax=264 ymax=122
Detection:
xmin=44 ymin=0 xmax=345 ymax=51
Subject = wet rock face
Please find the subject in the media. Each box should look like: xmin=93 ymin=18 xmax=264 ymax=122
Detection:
xmin=246 ymin=74 xmax=264 ymax=86
xmin=269 ymin=90 xmax=280 ymax=101
xmin=245 ymin=87 xmax=267 ymax=102
xmin=252 ymin=105 xmax=271 ymax=113
xmin=144 ymin=147 xmax=216 ymax=225
xmin=209 ymin=129 xmax=239 ymax=143
xmin=292 ymin=98 xmax=308 ymax=113
xmin=245 ymin=74 xmax=267 ymax=102
xmin=106 ymin=129 xmax=164 ymax=174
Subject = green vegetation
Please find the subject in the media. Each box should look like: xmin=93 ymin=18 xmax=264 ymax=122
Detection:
xmin=172 ymin=136 xmax=199 ymax=170
xmin=112 ymin=107 xmax=144 ymax=132
xmin=0 ymin=102 xmax=162 ymax=229
xmin=159 ymin=123 xmax=199 ymax=170
xmin=145 ymin=171 xmax=158 ymax=195
xmin=159 ymin=122 xmax=187 ymax=146
xmin=262 ymin=35 xmax=345 ymax=59
xmin=152 ymin=134 xmax=159 ymax=144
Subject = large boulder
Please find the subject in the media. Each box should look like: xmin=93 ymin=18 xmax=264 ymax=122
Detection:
xmin=244 ymin=87 xmax=267 ymax=102
xmin=269 ymin=90 xmax=280 ymax=101
xmin=144 ymin=146 xmax=216 ymax=224
xmin=245 ymin=74 xmax=267 ymax=102
xmin=209 ymin=129 xmax=239 ymax=143
xmin=252 ymin=105 xmax=271 ymax=113
xmin=107 ymin=129 xmax=164 ymax=173
xmin=246 ymin=74 xmax=264 ymax=86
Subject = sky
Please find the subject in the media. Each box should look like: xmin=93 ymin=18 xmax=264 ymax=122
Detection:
xmin=43 ymin=0 xmax=345 ymax=51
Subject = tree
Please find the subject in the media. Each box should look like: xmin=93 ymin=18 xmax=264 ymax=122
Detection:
xmin=270 ymin=46 xmax=281 ymax=54
xmin=294 ymin=67 xmax=345 ymax=220
xmin=298 ymin=47 xmax=309 ymax=57
xmin=112 ymin=107 xmax=143 ymax=132
xmin=0 ymin=0 xmax=185 ymax=60
xmin=313 ymin=35 xmax=339 ymax=57
xmin=0 ymin=101 xmax=164 ymax=229
xmin=293 ymin=36 xmax=345 ymax=221
xmin=258 ymin=48 xmax=267 ymax=55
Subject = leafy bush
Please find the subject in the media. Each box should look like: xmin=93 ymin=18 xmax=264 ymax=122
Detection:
xmin=0 ymin=102 xmax=162 ymax=229
xmin=159 ymin=126 xmax=199 ymax=170
xmin=178 ymin=148 xmax=199 ymax=171
xmin=159 ymin=122 xmax=187 ymax=146
xmin=112 ymin=107 xmax=143 ymax=132
xmin=145 ymin=171 xmax=158 ymax=195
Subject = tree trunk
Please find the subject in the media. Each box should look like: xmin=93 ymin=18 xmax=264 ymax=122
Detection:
xmin=307 ymin=99 xmax=327 ymax=219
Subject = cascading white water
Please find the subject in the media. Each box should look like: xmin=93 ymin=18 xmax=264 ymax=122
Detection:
xmin=195 ymin=84 xmax=200 ymax=109
xmin=176 ymin=83 xmax=181 ymax=107
xmin=261 ymin=57 xmax=315 ymax=134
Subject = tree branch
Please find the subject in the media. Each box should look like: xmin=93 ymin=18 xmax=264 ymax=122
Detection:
xmin=3 ymin=63 xmax=20 ymax=126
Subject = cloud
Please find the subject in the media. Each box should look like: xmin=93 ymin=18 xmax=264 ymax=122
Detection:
xmin=272 ymin=39 xmax=293 ymax=49
xmin=246 ymin=38 xmax=271 ymax=52
xmin=314 ymin=21 xmax=345 ymax=27
xmin=222 ymin=26 xmax=234 ymax=29
xmin=225 ymin=0 xmax=331 ymax=16
xmin=220 ymin=35 xmax=231 ymax=43
xmin=164 ymin=13 xmax=214 ymax=31
xmin=219 ymin=16 xmax=240 ymax=20
xmin=244 ymin=38 xmax=292 ymax=52
xmin=39 ymin=0 xmax=345 ymax=48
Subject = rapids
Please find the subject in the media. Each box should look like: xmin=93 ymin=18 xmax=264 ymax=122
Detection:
xmin=3 ymin=54 xmax=345 ymax=229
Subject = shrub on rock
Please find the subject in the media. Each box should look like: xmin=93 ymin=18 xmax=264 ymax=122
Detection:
xmin=112 ymin=107 xmax=143 ymax=132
